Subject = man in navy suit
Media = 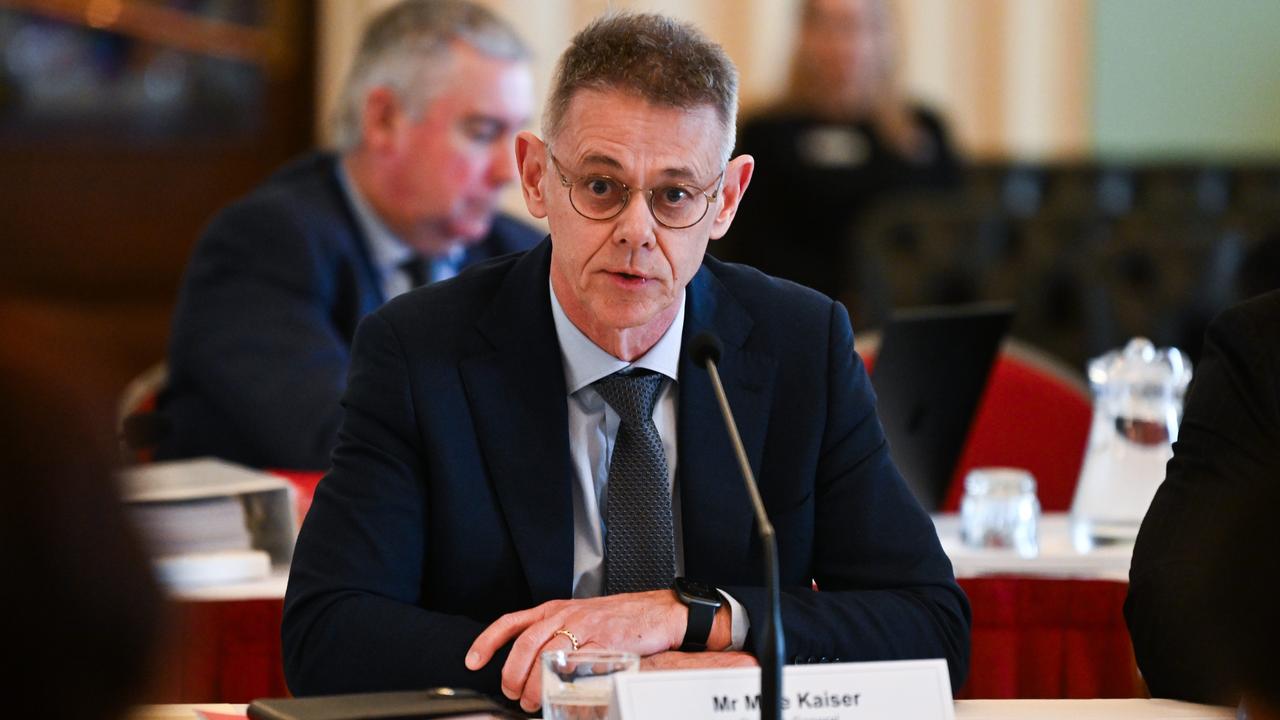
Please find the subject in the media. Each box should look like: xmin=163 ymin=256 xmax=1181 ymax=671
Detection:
xmin=283 ymin=12 xmax=969 ymax=712
xmin=158 ymin=0 xmax=540 ymax=470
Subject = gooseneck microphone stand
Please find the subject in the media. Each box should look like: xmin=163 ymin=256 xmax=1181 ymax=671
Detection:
xmin=690 ymin=332 xmax=784 ymax=720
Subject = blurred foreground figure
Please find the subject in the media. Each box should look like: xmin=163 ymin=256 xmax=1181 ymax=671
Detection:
xmin=0 ymin=308 xmax=163 ymax=720
xmin=159 ymin=0 xmax=540 ymax=470
xmin=722 ymin=0 xmax=958 ymax=301
xmin=1126 ymin=289 xmax=1280 ymax=708
xmin=1207 ymin=497 xmax=1280 ymax=720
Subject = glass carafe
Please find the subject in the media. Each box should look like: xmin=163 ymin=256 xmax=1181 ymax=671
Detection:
xmin=1071 ymin=338 xmax=1192 ymax=549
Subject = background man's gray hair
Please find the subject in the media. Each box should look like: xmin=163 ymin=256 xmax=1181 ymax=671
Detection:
xmin=331 ymin=0 xmax=530 ymax=152
xmin=543 ymin=12 xmax=739 ymax=165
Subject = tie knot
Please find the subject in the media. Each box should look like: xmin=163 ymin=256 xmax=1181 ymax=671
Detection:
xmin=399 ymin=257 xmax=431 ymax=288
xmin=593 ymin=370 xmax=664 ymax=425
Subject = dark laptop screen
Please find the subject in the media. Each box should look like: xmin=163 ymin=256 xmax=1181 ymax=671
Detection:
xmin=869 ymin=303 xmax=1014 ymax=511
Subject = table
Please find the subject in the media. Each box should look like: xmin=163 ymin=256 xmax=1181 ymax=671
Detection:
xmin=151 ymin=569 xmax=289 ymax=702
xmin=934 ymin=513 xmax=1142 ymax=699
xmin=149 ymin=510 xmax=1144 ymax=702
xmin=934 ymin=514 xmax=1132 ymax=581
xmin=146 ymin=472 xmax=315 ymax=704
xmin=129 ymin=699 xmax=1236 ymax=719
xmin=956 ymin=699 xmax=1232 ymax=718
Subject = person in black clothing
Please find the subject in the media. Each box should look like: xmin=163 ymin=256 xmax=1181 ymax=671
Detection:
xmin=1126 ymin=289 xmax=1280 ymax=709
xmin=719 ymin=0 xmax=959 ymax=303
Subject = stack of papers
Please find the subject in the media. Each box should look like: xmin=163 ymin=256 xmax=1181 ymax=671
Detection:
xmin=130 ymin=496 xmax=254 ymax=556
xmin=121 ymin=459 xmax=297 ymax=589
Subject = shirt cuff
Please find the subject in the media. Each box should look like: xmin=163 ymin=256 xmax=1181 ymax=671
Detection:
xmin=719 ymin=588 xmax=750 ymax=651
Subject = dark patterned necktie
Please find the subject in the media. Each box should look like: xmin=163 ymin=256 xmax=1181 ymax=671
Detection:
xmin=400 ymin=257 xmax=430 ymax=288
xmin=594 ymin=370 xmax=675 ymax=594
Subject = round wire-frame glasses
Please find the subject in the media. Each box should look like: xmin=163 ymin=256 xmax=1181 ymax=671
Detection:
xmin=549 ymin=152 xmax=725 ymax=230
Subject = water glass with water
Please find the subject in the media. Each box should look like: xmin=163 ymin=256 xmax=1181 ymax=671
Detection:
xmin=960 ymin=467 xmax=1040 ymax=558
xmin=541 ymin=649 xmax=639 ymax=720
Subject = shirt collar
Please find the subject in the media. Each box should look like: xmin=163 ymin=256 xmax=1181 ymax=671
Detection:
xmin=335 ymin=159 xmax=414 ymax=278
xmin=549 ymin=278 xmax=684 ymax=395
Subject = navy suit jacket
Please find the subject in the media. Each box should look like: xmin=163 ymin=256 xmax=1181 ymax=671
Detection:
xmin=157 ymin=152 xmax=540 ymax=470
xmin=282 ymin=240 xmax=971 ymax=697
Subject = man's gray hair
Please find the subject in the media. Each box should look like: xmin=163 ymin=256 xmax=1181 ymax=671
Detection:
xmin=543 ymin=12 xmax=739 ymax=165
xmin=332 ymin=0 xmax=530 ymax=152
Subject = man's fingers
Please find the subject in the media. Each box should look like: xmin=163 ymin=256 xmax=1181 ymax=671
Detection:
xmin=640 ymin=650 xmax=758 ymax=671
xmin=520 ymin=660 xmax=545 ymax=713
xmin=523 ymin=634 xmax=601 ymax=712
xmin=465 ymin=606 xmax=543 ymax=670
xmin=501 ymin=615 xmax=568 ymax=701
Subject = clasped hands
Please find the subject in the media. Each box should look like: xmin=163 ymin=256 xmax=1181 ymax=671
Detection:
xmin=464 ymin=589 xmax=757 ymax=712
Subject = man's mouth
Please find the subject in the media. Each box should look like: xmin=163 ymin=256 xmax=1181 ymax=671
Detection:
xmin=605 ymin=269 xmax=652 ymax=285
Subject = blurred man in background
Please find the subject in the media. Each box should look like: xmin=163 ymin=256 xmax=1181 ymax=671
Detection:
xmin=157 ymin=0 xmax=540 ymax=471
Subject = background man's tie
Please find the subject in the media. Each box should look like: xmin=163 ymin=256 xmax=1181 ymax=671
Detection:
xmin=400 ymin=257 xmax=430 ymax=288
xmin=594 ymin=370 xmax=676 ymax=594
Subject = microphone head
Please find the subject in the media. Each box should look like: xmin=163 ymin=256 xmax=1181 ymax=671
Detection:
xmin=689 ymin=332 xmax=723 ymax=368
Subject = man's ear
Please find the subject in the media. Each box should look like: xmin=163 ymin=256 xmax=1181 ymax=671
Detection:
xmin=709 ymin=154 xmax=755 ymax=241
xmin=360 ymin=87 xmax=404 ymax=154
xmin=516 ymin=131 xmax=549 ymax=219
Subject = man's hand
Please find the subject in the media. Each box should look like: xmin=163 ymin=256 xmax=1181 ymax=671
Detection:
xmin=464 ymin=590 xmax=703 ymax=712
xmin=641 ymin=651 xmax=758 ymax=671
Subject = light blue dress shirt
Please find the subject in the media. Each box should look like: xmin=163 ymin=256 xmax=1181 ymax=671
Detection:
xmin=549 ymin=281 xmax=748 ymax=650
xmin=335 ymin=162 xmax=463 ymax=300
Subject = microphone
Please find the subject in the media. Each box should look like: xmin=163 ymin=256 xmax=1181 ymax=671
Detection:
xmin=690 ymin=331 xmax=784 ymax=720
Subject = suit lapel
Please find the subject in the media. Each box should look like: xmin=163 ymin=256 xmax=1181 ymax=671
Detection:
xmin=677 ymin=264 xmax=777 ymax=582
xmin=459 ymin=241 xmax=574 ymax=604
xmin=322 ymin=153 xmax=389 ymax=309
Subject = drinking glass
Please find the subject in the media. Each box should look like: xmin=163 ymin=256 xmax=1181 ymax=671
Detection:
xmin=541 ymin=649 xmax=639 ymax=720
xmin=960 ymin=467 xmax=1040 ymax=558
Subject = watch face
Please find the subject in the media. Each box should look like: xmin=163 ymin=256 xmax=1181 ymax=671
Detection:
xmin=676 ymin=577 xmax=721 ymax=604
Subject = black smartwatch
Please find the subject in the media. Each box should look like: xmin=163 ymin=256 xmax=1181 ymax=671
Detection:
xmin=672 ymin=577 xmax=724 ymax=651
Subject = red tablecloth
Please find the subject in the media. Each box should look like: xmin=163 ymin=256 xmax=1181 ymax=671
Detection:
xmin=151 ymin=597 xmax=287 ymax=703
xmin=149 ymin=576 xmax=1143 ymax=703
xmin=955 ymin=577 xmax=1143 ymax=699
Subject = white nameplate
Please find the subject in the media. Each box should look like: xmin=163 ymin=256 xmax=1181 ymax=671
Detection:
xmin=611 ymin=659 xmax=953 ymax=720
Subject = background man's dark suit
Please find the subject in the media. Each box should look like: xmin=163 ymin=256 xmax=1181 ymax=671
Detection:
xmin=157 ymin=152 xmax=540 ymax=470
xmin=282 ymin=239 xmax=971 ymax=697
xmin=1126 ymin=289 xmax=1280 ymax=704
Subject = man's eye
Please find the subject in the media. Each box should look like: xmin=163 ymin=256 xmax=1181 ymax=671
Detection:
xmin=658 ymin=186 xmax=693 ymax=205
xmin=462 ymin=119 xmax=504 ymax=143
xmin=584 ymin=178 xmax=617 ymax=197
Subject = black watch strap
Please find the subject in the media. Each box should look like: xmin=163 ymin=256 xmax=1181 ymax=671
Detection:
xmin=673 ymin=577 xmax=723 ymax=651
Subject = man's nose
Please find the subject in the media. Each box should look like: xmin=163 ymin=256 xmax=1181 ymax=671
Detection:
xmin=612 ymin=191 xmax=657 ymax=248
xmin=488 ymin=139 xmax=518 ymax=186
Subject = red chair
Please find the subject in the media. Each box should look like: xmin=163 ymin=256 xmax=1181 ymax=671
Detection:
xmin=117 ymin=361 xmax=168 ymax=464
xmin=859 ymin=337 xmax=1092 ymax=511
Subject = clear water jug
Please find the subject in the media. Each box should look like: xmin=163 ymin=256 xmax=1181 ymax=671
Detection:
xmin=1071 ymin=338 xmax=1192 ymax=549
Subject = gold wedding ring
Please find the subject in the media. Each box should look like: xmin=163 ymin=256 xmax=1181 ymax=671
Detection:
xmin=553 ymin=628 xmax=581 ymax=651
